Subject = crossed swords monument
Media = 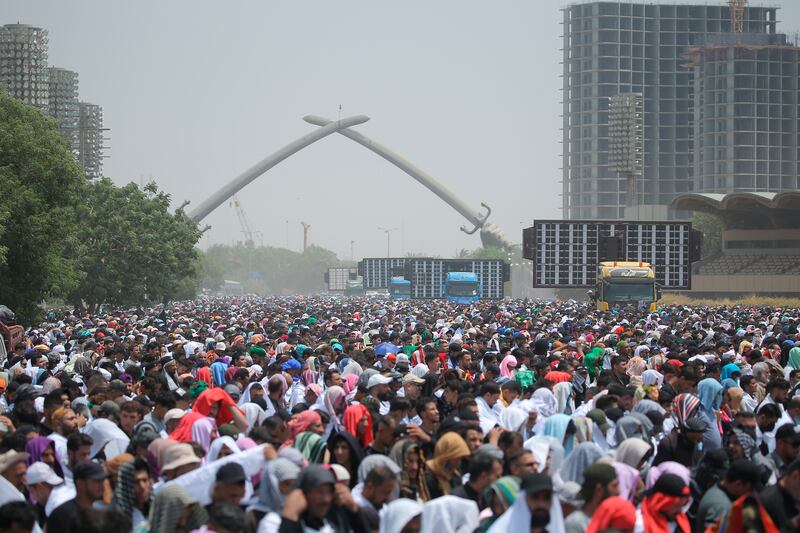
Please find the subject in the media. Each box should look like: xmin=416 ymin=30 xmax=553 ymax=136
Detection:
xmin=188 ymin=115 xmax=513 ymax=251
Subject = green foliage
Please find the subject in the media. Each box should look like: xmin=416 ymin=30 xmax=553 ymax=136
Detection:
xmin=66 ymin=178 xmax=202 ymax=311
xmin=692 ymin=212 xmax=723 ymax=259
xmin=199 ymin=243 xmax=342 ymax=295
xmin=0 ymin=92 xmax=85 ymax=322
xmin=467 ymin=246 xmax=510 ymax=261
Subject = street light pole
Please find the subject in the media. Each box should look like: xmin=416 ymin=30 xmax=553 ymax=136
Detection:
xmin=378 ymin=227 xmax=398 ymax=257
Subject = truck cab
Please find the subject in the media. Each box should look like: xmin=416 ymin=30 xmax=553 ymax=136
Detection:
xmin=389 ymin=276 xmax=412 ymax=300
xmin=595 ymin=261 xmax=660 ymax=312
xmin=445 ymin=272 xmax=481 ymax=304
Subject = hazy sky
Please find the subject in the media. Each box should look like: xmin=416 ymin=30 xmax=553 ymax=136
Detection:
xmin=5 ymin=1 xmax=800 ymax=259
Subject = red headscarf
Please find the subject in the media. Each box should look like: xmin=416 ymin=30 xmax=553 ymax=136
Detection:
xmin=343 ymin=403 xmax=373 ymax=447
xmin=544 ymin=371 xmax=572 ymax=383
xmin=193 ymin=388 xmax=243 ymax=426
xmin=586 ymin=497 xmax=636 ymax=533
xmin=196 ymin=367 xmax=213 ymax=387
xmin=168 ymin=412 xmax=205 ymax=443
xmin=641 ymin=491 xmax=691 ymax=533
xmin=287 ymin=411 xmax=322 ymax=441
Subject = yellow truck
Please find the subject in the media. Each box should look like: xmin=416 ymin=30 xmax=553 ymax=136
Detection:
xmin=592 ymin=261 xmax=661 ymax=312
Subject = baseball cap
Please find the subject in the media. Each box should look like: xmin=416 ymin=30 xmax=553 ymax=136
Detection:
xmin=163 ymin=408 xmax=185 ymax=426
xmin=98 ymin=400 xmax=120 ymax=416
xmin=402 ymin=373 xmax=425 ymax=385
xmin=26 ymin=462 xmax=63 ymax=486
xmin=367 ymin=374 xmax=392 ymax=389
xmin=109 ymin=380 xmax=127 ymax=392
xmin=216 ymin=462 xmax=246 ymax=485
xmin=73 ymin=461 xmax=109 ymax=481
xmin=395 ymin=354 xmax=410 ymax=365
xmin=645 ymin=473 xmax=688 ymax=497
xmin=521 ymin=472 xmax=553 ymax=495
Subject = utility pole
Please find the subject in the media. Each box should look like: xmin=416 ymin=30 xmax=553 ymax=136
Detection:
xmin=378 ymin=227 xmax=398 ymax=257
xmin=301 ymin=222 xmax=311 ymax=252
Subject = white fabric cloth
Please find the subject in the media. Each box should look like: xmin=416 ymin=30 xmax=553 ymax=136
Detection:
xmin=379 ymin=498 xmax=423 ymax=533
xmin=83 ymin=418 xmax=131 ymax=460
xmin=160 ymin=444 xmax=267 ymax=506
xmin=207 ymin=436 xmax=240 ymax=463
xmin=421 ymin=495 xmax=480 ymax=533
xmin=475 ymin=397 xmax=501 ymax=436
xmin=488 ymin=492 xmax=566 ymax=533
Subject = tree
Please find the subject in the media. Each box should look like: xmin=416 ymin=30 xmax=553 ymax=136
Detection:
xmin=467 ymin=246 xmax=510 ymax=261
xmin=0 ymin=90 xmax=85 ymax=322
xmin=66 ymin=179 xmax=202 ymax=312
xmin=692 ymin=212 xmax=723 ymax=259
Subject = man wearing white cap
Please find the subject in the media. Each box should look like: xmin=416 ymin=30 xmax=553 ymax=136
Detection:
xmin=25 ymin=462 xmax=63 ymax=527
xmin=0 ymin=450 xmax=29 ymax=494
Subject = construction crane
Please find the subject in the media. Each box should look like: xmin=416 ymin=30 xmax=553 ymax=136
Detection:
xmin=230 ymin=195 xmax=255 ymax=247
xmin=730 ymin=0 xmax=746 ymax=33
xmin=301 ymin=221 xmax=310 ymax=252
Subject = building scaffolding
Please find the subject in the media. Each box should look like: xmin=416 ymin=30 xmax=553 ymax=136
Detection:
xmin=0 ymin=24 xmax=49 ymax=111
xmin=47 ymin=67 xmax=80 ymax=155
xmin=78 ymin=102 xmax=108 ymax=180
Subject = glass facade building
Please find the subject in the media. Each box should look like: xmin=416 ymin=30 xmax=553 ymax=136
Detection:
xmin=562 ymin=2 xmax=778 ymax=219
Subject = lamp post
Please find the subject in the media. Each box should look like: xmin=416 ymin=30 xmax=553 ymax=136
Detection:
xmin=609 ymin=92 xmax=643 ymax=208
xmin=378 ymin=227 xmax=398 ymax=257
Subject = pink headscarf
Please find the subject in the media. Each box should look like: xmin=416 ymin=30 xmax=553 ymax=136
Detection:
xmin=613 ymin=462 xmax=641 ymax=501
xmin=343 ymin=375 xmax=360 ymax=395
xmin=302 ymin=370 xmax=319 ymax=386
xmin=191 ymin=417 xmax=217 ymax=452
xmin=323 ymin=386 xmax=347 ymax=424
xmin=307 ymin=383 xmax=322 ymax=399
xmin=500 ymin=355 xmax=518 ymax=379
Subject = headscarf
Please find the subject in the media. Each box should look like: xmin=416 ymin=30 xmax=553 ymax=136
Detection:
xmin=645 ymin=461 xmax=690 ymax=490
xmin=343 ymin=375 xmax=360 ymax=396
xmin=627 ymin=356 xmax=647 ymax=377
xmin=286 ymin=411 xmax=322 ymax=444
xmin=146 ymin=484 xmax=206 ymax=533
xmin=586 ymin=496 xmax=636 ymax=533
xmin=379 ymin=498 xmax=423 ymax=533
xmin=584 ymin=346 xmax=603 ymax=380
xmin=187 ymin=416 xmax=215 ymax=453
xmin=720 ymin=363 xmax=741 ymax=382
xmin=554 ymin=382 xmax=574 ymax=414
xmin=421 ymin=495 xmax=480 ymax=533
xmin=207 ymin=436 xmax=240 ymax=462
xmin=559 ymin=442 xmax=604 ymax=484
xmin=541 ymin=413 xmax=573 ymax=453
xmin=253 ymin=458 xmax=301 ymax=514
xmin=195 ymin=367 xmax=212 ymax=388
xmin=425 ymin=432 xmax=470 ymax=495
xmin=499 ymin=406 xmax=528 ymax=434
xmin=571 ymin=415 xmax=594 ymax=446
xmin=146 ymin=438 xmax=177 ymax=478
xmin=389 ymin=439 xmax=429 ymax=502
xmin=731 ymin=427 xmax=757 ymax=460
xmin=697 ymin=378 xmax=723 ymax=413
xmin=301 ymin=369 xmax=318 ymax=386
xmin=633 ymin=399 xmax=665 ymax=416
xmin=725 ymin=387 xmax=744 ymax=413
xmin=322 ymin=385 xmax=347 ymax=424
xmin=192 ymin=387 xmax=243 ymax=427
xmin=293 ymin=431 xmax=327 ymax=463
xmin=168 ymin=412 xmax=206 ymax=443
xmin=499 ymin=355 xmax=517 ymax=379
xmin=487 ymin=489 xmax=565 ymax=533
xmin=242 ymin=402 xmax=266 ymax=431
xmin=640 ymin=475 xmax=691 ymax=533
xmin=209 ymin=360 xmax=227 ymax=387
xmin=615 ymin=438 xmax=652 ymax=469
xmin=788 ymin=346 xmax=800 ymax=370
xmin=25 ymin=437 xmax=63 ymax=477
xmin=613 ymin=462 xmax=641 ymax=501
xmin=343 ymin=403 xmax=373 ymax=447
xmin=530 ymin=388 xmax=558 ymax=419
xmin=671 ymin=393 xmax=701 ymax=430
xmin=642 ymin=369 xmax=664 ymax=387
xmin=486 ymin=476 xmax=520 ymax=514
xmin=613 ymin=416 xmax=646 ymax=443
xmin=523 ymin=435 xmax=564 ymax=476
xmin=83 ymin=418 xmax=131 ymax=460
xmin=112 ymin=459 xmax=151 ymax=522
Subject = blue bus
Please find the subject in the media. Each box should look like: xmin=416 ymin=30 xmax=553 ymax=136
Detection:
xmin=445 ymin=272 xmax=481 ymax=304
xmin=389 ymin=276 xmax=412 ymax=300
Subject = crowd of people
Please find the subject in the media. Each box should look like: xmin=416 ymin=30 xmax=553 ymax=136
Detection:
xmin=0 ymin=295 xmax=798 ymax=533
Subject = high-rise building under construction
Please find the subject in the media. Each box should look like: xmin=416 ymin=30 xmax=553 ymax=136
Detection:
xmin=561 ymin=2 xmax=781 ymax=220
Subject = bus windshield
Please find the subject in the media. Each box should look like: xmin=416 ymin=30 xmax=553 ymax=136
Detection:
xmin=447 ymin=282 xmax=478 ymax=297
xmin=603 ymin=282 xmax=653 ymax=302
xmin=392 ymin=285 xmax=411 ymax=296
